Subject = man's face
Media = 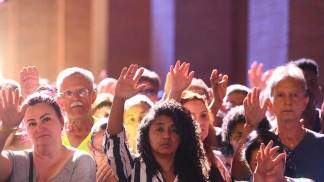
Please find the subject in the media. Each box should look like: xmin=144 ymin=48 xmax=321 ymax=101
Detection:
xmin=58 ymin=74 xmax=96 ymax=120
xmin=224 ymin=91 xmax=247 ymax=110
xmin=138 ymin=81 xmax=158 ymax=102
xmin=270 ymin=77 xmax=309 ymax=123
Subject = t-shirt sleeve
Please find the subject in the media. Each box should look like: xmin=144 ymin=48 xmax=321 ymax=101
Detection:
xmin=70 ymin=151 xmax=96 ymax=182
xmin=104 ymin=129 xmax=134 ymax=181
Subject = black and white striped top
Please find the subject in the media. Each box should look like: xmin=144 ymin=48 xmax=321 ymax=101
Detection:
xmin=104 ymin=130 xmax=179 ymax=182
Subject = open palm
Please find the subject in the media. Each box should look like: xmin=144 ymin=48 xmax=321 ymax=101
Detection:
xmin=114 ymin=64 xmax=144 ymax=100
xmin=0 ymin=88 xmax=26 ymax=129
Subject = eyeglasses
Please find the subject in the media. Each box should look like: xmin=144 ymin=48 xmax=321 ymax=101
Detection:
xmin=60 ymin=88 xmax=90 ymax=98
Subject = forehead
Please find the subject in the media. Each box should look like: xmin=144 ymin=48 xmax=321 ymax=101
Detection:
xmin=274 ymin=77 xmax=304 ymax=92
xmin=60 ymin=74 xmax=93 ymax=91
xmin=24 ymin=103 xmax=56 ymax=119
xmin=151 ymin=115 xmax=174 ymax=126
xmin=183 ymin=99 xmax=207 ymax=111
xmin=126 ymin=103 xmax=150 ymax=113
xmin=227 ymin=92 xmax=246 ymax=102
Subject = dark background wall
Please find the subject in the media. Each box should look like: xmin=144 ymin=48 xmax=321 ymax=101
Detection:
xmin=106 ymin=0 xmax=324 ymax=88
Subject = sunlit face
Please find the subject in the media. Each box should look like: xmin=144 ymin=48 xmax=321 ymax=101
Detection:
xmin=270 ymin=77 xmax=309 ymax=123
xmin=183 ymin=99 xmax=210 ymax=141
xmin=225 ymin=91 xmax=247 ymax=109
xmin=89 ymin=130 xmax=105 ymax=165
xmin=149 ymin=115 xmax=180 ymax=157
xmin=138 ymin=81 xmax=158 ymax=102
xmin=124 ymin=103 xmax=150 ymax=152
xmin=230 ymin=122 xmax=245 ymax=152
xmin=24 ymin=103 xmax=63 ymax=147
xmin=58 ymin=74 xmax=96 ymax=120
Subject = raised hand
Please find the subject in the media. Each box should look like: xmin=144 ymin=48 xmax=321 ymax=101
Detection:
xmin=209 ymin=69 xmax=228 ymax=110
xmin=243 ymin=87 xmax=270 ymax=129
xmin=96 ymin=161 xmax=118 ymax=182
xmin=248 ymin=61 xmax=273 ymax=90
xmin=167 ymin=60 xmax=194 ymax=101
xmin=20 ymin=66 xmax=40 ymax=98
xmin=114 ymin=64 xmax=144 ymax=100
xmin=253 ymin=141 xmax=286 ymax=182
xmin=0 ymin=88 xmax=26 ymax=130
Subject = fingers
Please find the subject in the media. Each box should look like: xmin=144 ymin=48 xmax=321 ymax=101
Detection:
xmin=272 ymin=152 xmax=286 ymax=167
xmin=261 ymin=98 xmax=270 ymax=114
xmin=96 ymin=162 xmax=109 ymax=181
xmin=118 ymin=67 xmax=128 ymax=80
xmin=134 ymin=68 xmax=144 ymax=83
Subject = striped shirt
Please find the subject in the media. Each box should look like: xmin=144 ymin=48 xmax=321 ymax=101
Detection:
xmin=104 ymin=130 xmax=179 ymax=182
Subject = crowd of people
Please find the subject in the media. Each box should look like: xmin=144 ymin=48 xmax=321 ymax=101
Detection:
xmin=0 ymin=58 xmax=323 ymax=182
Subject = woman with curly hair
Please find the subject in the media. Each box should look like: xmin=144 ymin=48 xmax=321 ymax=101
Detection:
xmin=104 ymin=64 xmax=209 ymax=182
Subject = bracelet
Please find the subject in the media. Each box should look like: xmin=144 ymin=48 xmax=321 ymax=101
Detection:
xmin=0 ymin=124 xmax=18 ymax=134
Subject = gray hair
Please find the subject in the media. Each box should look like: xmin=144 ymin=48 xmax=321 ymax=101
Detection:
xmin=266 ymin=63 xmax=307 ymax=98
xmin=56 ymin=67 xmax=95 ymax=93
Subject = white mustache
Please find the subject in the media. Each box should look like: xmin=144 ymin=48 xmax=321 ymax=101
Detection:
xmin=70 ymin=101 xmax=83 ymax=107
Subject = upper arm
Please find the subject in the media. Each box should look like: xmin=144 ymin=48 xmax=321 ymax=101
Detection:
xmin=104 ymin=130 xmax=134 ymax=181
xmin=0 ymin=151 xmax=13 ymax=181
xmin=70 ymin=154 xmax=96 ymax=182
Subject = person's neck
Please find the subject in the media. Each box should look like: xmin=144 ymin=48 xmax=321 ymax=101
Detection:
xmin=154 ymin=154 xmax=176 ymax=179
xmin=33 ymin=143 xmax=65 ymax=163
xmin=276 ymin=118 xmax=306 ymax=149
xmin=66 ymin=115 xmax=93 ymax=137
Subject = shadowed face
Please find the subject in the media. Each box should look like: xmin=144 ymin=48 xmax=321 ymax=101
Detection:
xmin=270 ymin=77 xmax=308 ymax=123
xmin=183 ymin=99 xmax=210 ymax=141
xmin=148 ymin=115 xmax=180 ymax=157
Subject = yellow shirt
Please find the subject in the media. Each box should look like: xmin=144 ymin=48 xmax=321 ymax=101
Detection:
xmin=62 ymin=133 xmax=92 ymax=153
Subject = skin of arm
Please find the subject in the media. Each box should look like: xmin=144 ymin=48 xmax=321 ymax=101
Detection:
xmin=107 ymin=64 xmax=144 ymax=135
xmin=231 ymin=87 xmax=270 ymax=180
xmin=0 ymin=88 xmax=26 ymax=181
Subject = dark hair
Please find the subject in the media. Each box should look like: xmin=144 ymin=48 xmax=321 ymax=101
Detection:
xmin=293 ymin=58 xmax=319 ymax=77
xmin=244 ymin=131 xmax=284 ymax=169
xmin=137 ymin=100 xmax=209 ymax=181
xmin=221 ymin=106 xmax=271 ymax=156
xmin=22 ymin=92 xmax=63 ymax=120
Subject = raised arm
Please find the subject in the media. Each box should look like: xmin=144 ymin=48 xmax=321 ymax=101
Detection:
xmin=248 ymin=61 xmax=273 ymax=90
xmin=107 ymin=64 xmax=144 ymax=135
xmin=231 ymin=87 xmax=270 ymax=180
xmin=0 ymin=88 xmax=26 ymax=181
xmin=20 ymin=66 xmax=40 ymax=99
xmin=209 ymin=69 xmax=228 ymax=125
xmin=167 ymin=60 xmax=194 ymax=102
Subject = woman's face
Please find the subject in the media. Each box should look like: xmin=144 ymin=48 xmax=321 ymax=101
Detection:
xmin=183 ymin=99 xmax=209 ymax=141
xmin=148 ymin=115 xmax=180 ymax=157
xmin=24 ymin=103 xmax=63 ymax=147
